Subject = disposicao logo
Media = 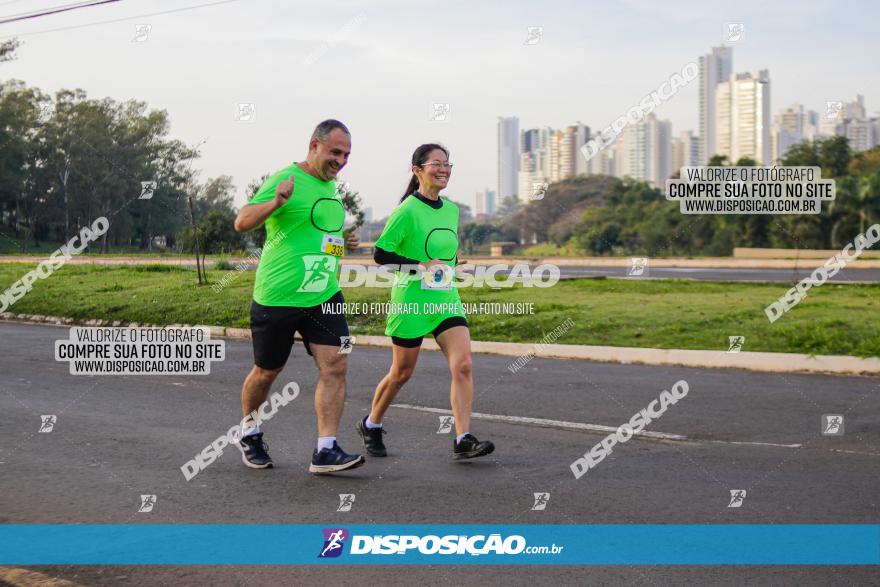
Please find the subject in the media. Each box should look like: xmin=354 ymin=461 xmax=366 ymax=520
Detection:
xmin=318 ymin=528 xmax=348 ymax=558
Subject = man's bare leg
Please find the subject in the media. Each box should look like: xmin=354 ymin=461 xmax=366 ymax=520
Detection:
xmin=307 ymin=342 xmax=365 ymax=473
xmin=237 ymin=364 xmax=283 ymax=468
xmin=241 ymin=364 xmax=283 ymax=423
xmin=309 ymin=343 xmax=347 ymax=437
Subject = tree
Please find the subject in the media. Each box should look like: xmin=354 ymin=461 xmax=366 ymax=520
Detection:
xmin=496 ymin=196 xmax=522 ymax=220
xmin=0 ymin=39 xmax=19 ymax=63
xmin=177 ymin=208 xmax=243 ymax=260
xmin=242 ymin=173 xmax=270 ymax=248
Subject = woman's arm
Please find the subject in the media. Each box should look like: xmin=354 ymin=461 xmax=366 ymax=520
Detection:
xmin=374 ymin=246 xmax=420 ymax=274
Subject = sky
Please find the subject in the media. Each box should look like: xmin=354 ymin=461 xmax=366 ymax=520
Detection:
xmin=2 ymin=0 xmax=878 ymax=218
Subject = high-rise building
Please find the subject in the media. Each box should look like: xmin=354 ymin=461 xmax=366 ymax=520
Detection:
xmin=475 ymin=188 xmax=496 ymax=219
xmin=519 ymin=126 xmax=552 ymax=200
xmin=671 ymin=131 xmax=699 ymax=175
xmin=698 ymin=46 xmax=733 ymax=164
xmin=845 ymin=119 xmax=874 ymax=152
xmin=615 ymin=113 xmax=672 ymax=187
xmin=771 ymin=103 xmax=806 ymax=163
xmin=587 ymin=140 xmax=614 ymax=176
xmin=548 ymin=129 xmax=563 ymax=183
xmin=517 ymin=151 xmax=546 ymax=203
xmin=556 ymin=123 xmax=590 ymax=179
xmin=497 ymin=117 xmax=520 ymax=201
xmin=715 ymin=70 xmax=771 ymax=165
xmin=841 ymin=95 xmax=878 ymax=152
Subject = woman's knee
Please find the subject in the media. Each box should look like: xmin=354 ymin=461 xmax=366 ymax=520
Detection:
xmin=450 ymin=356 xmax=472 ymax=380
xmin=389 ymin=365 xmax=414 ymax=387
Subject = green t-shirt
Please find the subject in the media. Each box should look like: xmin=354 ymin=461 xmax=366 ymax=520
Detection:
xmin=375 ymin=195 xmax=465 ymax=338
xmin=249 ymin=163 xmax=345 ymax=307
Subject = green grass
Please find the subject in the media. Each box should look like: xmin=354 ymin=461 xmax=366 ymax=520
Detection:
xmin=1 ymin=263 xmax=878 ymax=357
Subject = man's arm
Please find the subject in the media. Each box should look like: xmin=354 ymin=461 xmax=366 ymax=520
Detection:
xmin=234 ymin=174 xmax=293 ymax=233
xmin=234 ymin=199 xmax=280 ymax=233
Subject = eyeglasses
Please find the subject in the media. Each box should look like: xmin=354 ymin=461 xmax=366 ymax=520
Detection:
xmin=421 ymin=161 xmax=454 ymax=169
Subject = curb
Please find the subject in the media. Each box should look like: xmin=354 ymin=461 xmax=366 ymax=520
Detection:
xmin=2 ymin=312 xmax=877 ymax=376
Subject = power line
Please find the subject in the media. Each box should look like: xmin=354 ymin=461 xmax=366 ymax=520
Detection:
xmin=1 ymin=1 xmax=113 ymax=20
xmin=0 ymin=0 xmax=244 ymax=38
xmin=0 ymin=0 xmax=121 ymax=25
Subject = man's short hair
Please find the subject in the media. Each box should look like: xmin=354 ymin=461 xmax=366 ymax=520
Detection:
xmin=311 ymin=119 xmax=350 ymax=142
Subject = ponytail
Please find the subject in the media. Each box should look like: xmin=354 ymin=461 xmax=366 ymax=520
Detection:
xmin=400 ymin=175 xmax=420 ymax=202
xmin=400 ymin=143 xmax=449 ymax=202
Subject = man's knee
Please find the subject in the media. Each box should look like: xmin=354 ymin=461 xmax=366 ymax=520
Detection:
xmin=318 ymin=355 xmax=347 ymax=381
xmin=251 ymin=365 xmax=283 ymax=384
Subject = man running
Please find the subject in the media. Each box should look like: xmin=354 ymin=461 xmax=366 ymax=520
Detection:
xmin=233 ymin=119 xmax=364 ymax=474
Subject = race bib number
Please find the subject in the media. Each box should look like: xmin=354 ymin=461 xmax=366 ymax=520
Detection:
xmin=321 ymin=234 xmax=345 ymax=257
xmin=421 ymin=264 xmax=454 ymax=290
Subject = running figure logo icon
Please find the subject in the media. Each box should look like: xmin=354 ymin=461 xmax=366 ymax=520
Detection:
xmin=437 ymin=416 xmax=454 ymax=434
xmin=628 ymin=257 xmax=649 ymax=277
xmin=139 ymin=181 xmax=157 ymax=200
xmin=338 ymin=336 xmax=355 ymax=355
xmin=236 ymin=103 xmax=256 ymax=123
xmin=429 ymin=103 xmax=450 ymax=122
xmin=727 ymin=336 xmax=745 ymax=353
xmin=138 ymin=494 xmax=157 ymax=513
xmin=337 ymin=494 xmax=355 ymax=512
xmin=524 ymin=26 xmax=543 ymax=45
xmin=132 ymin=24 xmax=151 ymax=42
xmin=725 ymin=23 xmax=745 ymax=42
xmin=727 ymin=490 xmax=746 ymax=508
xmin=37 ymin=103 xmax=53 ymax=124
xmin=318 ymin=528 xmax=349 ymax=558
xmin=298 ymin=256 xmax=334 ymax=292
xmin=825 ymin=101 xmax=843 ymax=121
xmin=38 ymin=415 xmax=57 ymax=433
xmin=530 ymin=182 xmax=548 ymax=200
xmin=531 ymin=492 xmax=550 ymax=511
xmin=821 ymin=414 xmax=844 ymax=436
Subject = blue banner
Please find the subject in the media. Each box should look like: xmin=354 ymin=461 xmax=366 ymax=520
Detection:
xmin=1 ymin=525 xmax=877 ymax=565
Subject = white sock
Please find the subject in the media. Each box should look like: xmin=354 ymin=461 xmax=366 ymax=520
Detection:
xmin=455 ymin=432 xmax=469 ymax=443
xmin=242 ymin=425 xmax=261 ymax=437
xmin=317 ymin=436 xmax=336 ymax=451
xmin=365 ymin=416 xmax=383 ymax=429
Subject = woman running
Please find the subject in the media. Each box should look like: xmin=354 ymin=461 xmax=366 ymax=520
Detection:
xmin=356 ymin=143 xmax=495 ymax=460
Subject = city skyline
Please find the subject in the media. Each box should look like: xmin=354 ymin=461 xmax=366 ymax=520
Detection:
xmin=3 ymin=0 xmax=879 ymax=218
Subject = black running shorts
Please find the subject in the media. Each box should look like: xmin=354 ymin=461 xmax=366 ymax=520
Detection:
xmin=391 ymin=316 xmax=469 ymax=348
xmin=250 ymin=291 xmax=349 ymax=370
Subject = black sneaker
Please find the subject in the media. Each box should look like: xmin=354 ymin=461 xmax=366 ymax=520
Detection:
xmin=309 ymin=441 xmax=366 ymax=474
xmin=453 ymin=433 xmax=495 ymax=460
xmin=356 ymin=416 xmax=387 ymax=457
xmin=237 ymin=432 xmax=273 ymax=469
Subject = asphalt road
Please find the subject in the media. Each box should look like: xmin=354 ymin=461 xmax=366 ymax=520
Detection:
xmin=0 ymin=322 xmax=877 ymax=585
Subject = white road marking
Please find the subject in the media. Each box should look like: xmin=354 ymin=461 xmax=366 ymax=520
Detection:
xmin=391 ymin=403 xmax=803 ymax=448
